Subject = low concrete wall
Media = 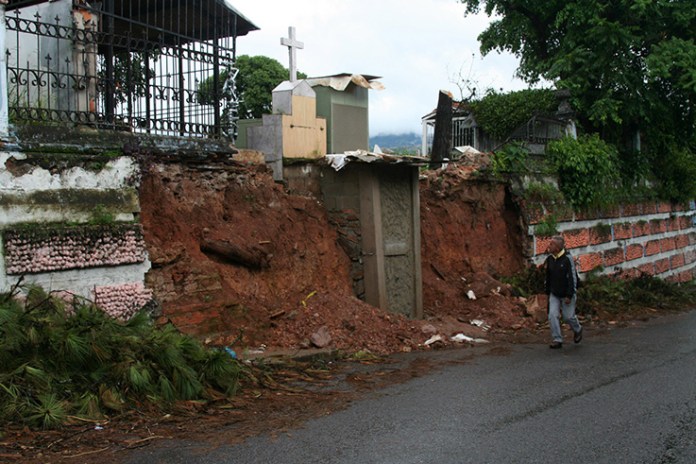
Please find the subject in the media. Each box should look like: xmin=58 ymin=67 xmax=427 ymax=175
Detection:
xmin=0 ymin=136 xmax=152 ymax=318
xmin=526 ymin=200 xmax=696 ymax=282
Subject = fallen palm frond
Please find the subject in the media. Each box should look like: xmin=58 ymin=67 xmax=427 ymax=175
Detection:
xmin=0 ymin=286 xmax=245 ymax=429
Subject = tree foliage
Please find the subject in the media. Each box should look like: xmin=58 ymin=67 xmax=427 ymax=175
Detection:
xmin=0 ymin=287 xmax=243 ymax=429
xmin=547 ymin=135 xmax=620 ymax=209
xmin=463 ymin=0 xmax=696 ymax=199
xmin=198 ymin=55 xmax=306 ymax=119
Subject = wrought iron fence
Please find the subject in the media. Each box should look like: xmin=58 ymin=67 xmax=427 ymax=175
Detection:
xmin=4 ymin=0 xmax=254 ymax=139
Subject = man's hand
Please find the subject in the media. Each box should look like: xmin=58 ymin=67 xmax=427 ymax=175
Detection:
xmin=564 ymin=297 xmax=571 ymax=305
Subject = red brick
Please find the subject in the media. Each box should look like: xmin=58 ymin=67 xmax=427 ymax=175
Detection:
xmin=574 ymin=209 xmax=597 ymax=221
xmin=679 ymin=271 xmax=693 ymax=283
xmin=613 ymin=222 xmax=633 ymax=240
xmin=667 ymin=274 xmax=680 ymax=283
xmin=603 ymin=248 xmax=625 ymax=266
xmin=590 ymin=225 xmax=613 ymax=245
xmin=668 ymin=217 xmax=681 ymax=232
xmin=625 ymin=244 xmax=644 ymax=261
xmin=632 ymin=221 xmax=651 ymax=237
xmin=679 ymin=216 xmax=692 ymax=230
xmin=657 ymin=202 xmax=672 ymax=213
xmin=535 ymin=235 xmax=554 ymax=256
xmin=645 ymin=240 xmax=661 ymax=256
xmin=643 ymin=202 xmax=658 ymax=215
xmin=598 ymin=206 xmax=621 ymax=219
xmin=618 ymin=268 xmax=641 ymax=279
xmin=621 ymin=203 xmax=643 ymax=217
xmin=650 ymin=219 xmax=667 ymax=234
xmin=690 ymin=232 xmax=696 ymax=246
xmin=655 ymin=258 xmax=670 ymax=274
xmin=527 ymin=206 xmax=545 ymax=225
xmin=577 ymin=253 xmax=602 ymax=272
xmin=638 ymin=263 xmax=655 ymax=275
xmin=676 ymin=234 xmax=690 ymax=249
xmin=670 ymin=253 xmax=686 ymax=269
xmin=563 ymin=228 xmax=591 ymax=249
xmin=660 ymin=237 xmax=676 ymax=253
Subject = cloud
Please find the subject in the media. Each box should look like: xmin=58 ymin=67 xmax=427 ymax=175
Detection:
xmin=232 ymin=0 xmax=527 ymax=135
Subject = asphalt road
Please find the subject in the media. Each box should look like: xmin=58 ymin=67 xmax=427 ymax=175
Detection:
xmin=126 ymin=311 xmax=696 ymax=464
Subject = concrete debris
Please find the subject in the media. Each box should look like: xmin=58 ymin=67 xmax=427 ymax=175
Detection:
xmin=525 ymin=294 xmax=549 ymax=323
xmin=466 ymin=290 xmax=477 ymax=300
xmin=470 ymin=319 xmax=491 ymax=331
xmin=420 ymin=323 xmax=438 ymax=335
xmin=424 ymin=334 xmax=444 ymax=346
xmin=310 ymin=326 xmax=332 ymax=348
xmin=450 ymin=333 xmax=490 ymax=344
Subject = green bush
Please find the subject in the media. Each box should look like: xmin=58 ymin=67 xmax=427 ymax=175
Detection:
xmin=470 ymin=89 xmax=557 ymax=140
xmin=547 ymin=134 xmax=620 ymax=209
xmin=490 ymin=142 xmax=529 ymax=176
xmin=0 ymin=287 xmax=243 ymax=429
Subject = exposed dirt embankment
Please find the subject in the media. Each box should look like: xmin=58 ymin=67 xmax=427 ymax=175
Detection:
xmin=140 ymin=162 xmax=421 ymax=354
xmin=419 ymin=166 xmax=535 ymax=332
xmin=140 ymin=161 xmax=545 ymax=354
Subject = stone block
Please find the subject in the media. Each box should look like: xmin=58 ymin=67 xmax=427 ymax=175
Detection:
xmin=625 ymin=244 xmax=644 ymax=261
xmin=650 ymin=219 xmax=667 ymax=234
xmin=676 ymin=234 xmax=690 ymax=249
xmin=638 ymin=263 xmax=655 ymax=275
xmin=670 ymin=253 xmax=685 ymax=270
xmin=621 ymin=203 xmax=643 ymax=217
xmin=633 ymin=221 xmax=651 ymax=237
xmin=643 ymin=201 xmax=658 ymax=215
xmin=668 ymin=217 xmax=681 ymax=232
xmin=603 ymin=247 xmax=624 ymax=266
xmin=613 ymin=222 xmax=633 ymax=240
xmin=657 ymin=201 xmax=672 ymax=213
xmin=645 ymin=240 xmax=661 ymax=256
xmin=564 ymin=228 xmax=591 ymax=249
xmin=590 ymin=226 xmax=613 ymax=245
xmin=535 ymin=235 xmax=553 ymax=256
xmin=660 ymin=237 xmax=676 ymax=253
xmin=655 ymin=258 xmax=670 ymax=274
xmin=577 ymin=253 xmax=602 ymax=272
xmin=679 ymin=216 xmax=692 ymax=230
xmin=685 ymin=250 xmax=696 ymax=265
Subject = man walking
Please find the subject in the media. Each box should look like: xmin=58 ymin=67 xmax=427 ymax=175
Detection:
xmin=545 ymin=236 xmax=583 ymax=349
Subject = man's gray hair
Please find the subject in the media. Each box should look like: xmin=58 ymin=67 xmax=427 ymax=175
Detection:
xmin=552 ymin=235 xmax=565 ymax=248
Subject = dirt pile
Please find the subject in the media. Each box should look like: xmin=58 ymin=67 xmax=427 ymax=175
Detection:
xmin=140 ymin=161 xmax=549 ymax=355
xmin=140 ymin=162 xmax=421 ymax=355
xmin=418 ymin=165 xmax=537 ymax=334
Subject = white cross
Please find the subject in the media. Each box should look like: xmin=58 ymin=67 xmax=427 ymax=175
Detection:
xmin=281 ymin=26 xmax=304 ymax=82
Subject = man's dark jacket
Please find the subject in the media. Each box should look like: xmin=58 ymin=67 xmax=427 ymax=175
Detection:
xmin=545 ymin=251 xmax=577 ymax=298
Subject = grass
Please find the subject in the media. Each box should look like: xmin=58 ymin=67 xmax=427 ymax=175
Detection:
xmin=503 ymin=267 xmax=696 ymax=315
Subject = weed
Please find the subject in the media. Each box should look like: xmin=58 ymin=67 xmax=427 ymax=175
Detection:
xmin=535 ymin=215 xmax=559 ymax=236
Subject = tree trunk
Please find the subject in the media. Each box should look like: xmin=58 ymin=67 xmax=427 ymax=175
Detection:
xmin=200 ymin=239 xmax=271 ymax=270
xmin=431 ymin=90 xmax=453 ymax=168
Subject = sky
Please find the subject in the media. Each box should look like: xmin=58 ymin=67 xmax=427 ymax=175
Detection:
xmin=230 ymin=0 xmax=529 ymax=136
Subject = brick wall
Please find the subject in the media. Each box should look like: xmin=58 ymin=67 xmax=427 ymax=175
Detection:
xmin=527 ymin=201 xmax=696 ymax=282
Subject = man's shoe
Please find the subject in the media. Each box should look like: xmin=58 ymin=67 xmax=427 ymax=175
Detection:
xmin=574 ymin=327 xmax=583 ymax=344
xmin=549 ymin=342 xmax=563 ymax=349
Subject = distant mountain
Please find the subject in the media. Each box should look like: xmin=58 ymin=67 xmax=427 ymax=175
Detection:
xmin=369 ymin=132 xmax=421 ymax=154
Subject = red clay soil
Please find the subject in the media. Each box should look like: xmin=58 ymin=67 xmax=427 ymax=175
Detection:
xmin=419 ymin=165 xmax=536 ymax=332
xmin=140 ymin=161 xmax=543 ymax=356
xmin=140 ymin=162 xmax=421 ymax=355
